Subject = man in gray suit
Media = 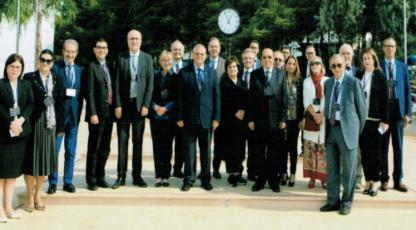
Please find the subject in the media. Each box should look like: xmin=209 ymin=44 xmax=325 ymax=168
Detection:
xmin=320 ymin=54 xmax=367 ymax=215
xmin=112 ymin=29 xmax=154 ymax=189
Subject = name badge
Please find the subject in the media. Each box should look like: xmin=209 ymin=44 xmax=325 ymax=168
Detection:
xmin=44 ymin=95 xmax=55 ymax=106
xmin=333 ymin=104 xmax=341 ymax=112
xmin=66 ymin=88 xmax=76 ymax=97
xmin=264 ymin=87 xmax=273 ymax=96
xmin=313 ymin=98 xmax=320 ymax=105
xmin=161 ymin=90 xmax=169 ymax=99
xmin=10 ymin=107 xmax=20 ymax=117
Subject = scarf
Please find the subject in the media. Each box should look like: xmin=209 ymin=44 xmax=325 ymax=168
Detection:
xmin=312 ymin=72 xmax=323 ymax=99
xmin=43 ymin=74 xmax=56 ymax=129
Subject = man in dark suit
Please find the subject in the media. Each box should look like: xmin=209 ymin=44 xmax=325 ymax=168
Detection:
xmin=298 ymin=45 xmax=316 ymax=79
xmin=171 ymin=40 xmax=188 ymax=178
xmin=48 ymin=39 xmax=84 ymax=194
xmin=85 ymin=38 xmax=113 ymax=191
xmin=177 ymin=44 xmax=220 ymax=192
xmin=112 ymin=29 xmax=154 ymax=189
xmin=206 ymin=37 xmax=225 ymax=179
xmin=380 ymin=37 xmax=412 ymax=192
xmin=320 ymin=54 xmax=367 ymax=215
xmin=247 ymin=48 xmax=287 ymax=193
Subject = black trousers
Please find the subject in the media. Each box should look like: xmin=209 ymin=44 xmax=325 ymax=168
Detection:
xmin=213 ymin=128 xmax=223 ymax=172
xmin=360 ymin=120 xmax=382 ymax=182
xmin=182 ymin=125 xmax=211 ymax=185
xmin=173 ymin=126 xmax=184 ymax=173
xmin=86 ymin=116 xmax=113 ymax=185
xmin=245 ymin=125 xmax=256 ymax=176
xmin=150 ymin=119 xmax=175 ymax=179
xmin=253 ymin=127 xmax=285 ymax=187
xmin=220 ymin=122 xmax=245 ymax=174
xmin=283 ymin=120 xmax=300 ymax=175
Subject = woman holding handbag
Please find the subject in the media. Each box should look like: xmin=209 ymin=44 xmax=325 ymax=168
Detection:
xmin=302 ymin=56 xmax=328 ymax=189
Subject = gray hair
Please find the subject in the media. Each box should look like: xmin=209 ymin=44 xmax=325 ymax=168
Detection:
xmin=63 ymin=39 xmax=79 ymax=51
xmin=339 ymin=43 xmax=354 ymax=55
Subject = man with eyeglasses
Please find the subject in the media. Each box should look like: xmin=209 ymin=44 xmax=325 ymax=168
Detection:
xmin=85 ymin=38 xmax=113 ymax=191
xmin=320 ymin=54 xmax=367 ymax=215
xmin=247 ymin=48 xmax=287 ymax=193
xmin=299 ymin=45 xmax=316 ymax=79
xmin=47 ymin=39 xmax=84 ymax=194
xmin=379 ymin=37 xmax=412 ymax=193
xmin=273 ymin=50 xmax=285 ymax=70
xmin=112 ymin=29 xmax=154 ymax=189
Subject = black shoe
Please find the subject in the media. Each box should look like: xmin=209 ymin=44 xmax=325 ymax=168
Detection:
xmin=133 ymin=178 xmax=148 ymax=188
xmin=87 ymin=184 xmax=98 ymax=191
xmin=46 ymin=184 xmax=57 ymax=194
xmin=247 ymin=174 xmax=257 ymax=182
xmin=63 ymin=184 xmax=76 ymax=193
xmin=227 ymin=175 xmax=237 ymax=187
xmin=320 ymin=203 xmax=340 ymax=212
xmin=112 ymin=178 xmax=126 ymax=189
xmin=288 ymin=181 xmax=295 ymax=187
xmin=280 ymin=173 xmax=288 ymax=186
xmin=202 ymin=183 xmax=213 ymax=191
xmin=271 ymin=186 xmax=280 ymax=193
xmin=363 ymin=189 xmax=370 ymax=195
xmin=339 ymin=206 xmax=351 ymax=215
xmin=155 ymin=182 xmax=163 ymax=187
xmin=380 ymin=182 xmax=388 ymax=192
xmin=181 ymin=184 xmax=192 ymax=192
xmin=162 ymin=181 xmax=170 ymax=187
xmin=197 ymin=173 xmax=201 ymax=179
xmin=237 ymin=176 xmax=247 ymax=185
xmin=97 ymin=180 xmax=110 ymax=188
xmin=393 ymin=183 xmax=408 ymax=192
xmin=369 ymin=189 xmax=378 ymax=197
xmin=173 ymin=171 xmax=184 ymax=178
xmin=213 ymin=171 xmax=222 ymax=179
xmin=251 ymin=183 xmax=264 ymax=192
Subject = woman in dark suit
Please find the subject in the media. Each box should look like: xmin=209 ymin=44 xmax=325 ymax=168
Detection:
xmin=357 ymin=47 xmax=389 ymax=197
xmin=281 ymin=55 xmax=304 ymax=187
xmin=23 ymin=49 xmax=64 ymax=212
xmin=216 ymin=56 xmax=247 ymax=187
xmin=0 ymin=54 xmax=33 ymax=222
xmin=149 ymin=50 xmax=178 ymax=187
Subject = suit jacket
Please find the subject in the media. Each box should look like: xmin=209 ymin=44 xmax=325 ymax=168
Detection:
xmin=0 ymin=78 xmax=34 ymax=142
xmin=85 ymin=59 xmax=114 ymax=121
xmin=219 ymin=75 xmax=247 ymax=124
xmin=247 ymin=67 xmax=287 ymax=130
xmin=324 ymin=74 xmax=367 ymax=150
xmin=205 ymin=56 xmax=225 ymax=79
xmin=149 ymin=70 xmax=178 ymax=121
xmin=298 ymin=56 xmax=308 ymax=79
xmin=52 ymin=60 xmax=84 ymax=126
xmin=356 ymin=69 xmax=388 ymax=123
xmin=23 ymin=71 xmax=65 ymax=133
xmin=176 ymin=64 xmax=221 ymax=129
xmin=114 ymin=51 xmax=154 ymax=113
xmin=284 ymin=76 xmax=304 ymax=122
xmin=380 ymin=59 xmax=412 ymax=119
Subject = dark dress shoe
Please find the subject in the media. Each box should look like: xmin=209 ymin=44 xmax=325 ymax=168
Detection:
xmin=369 ymin=189 xmax=378 ymax=197
xmin=247 ymin=174 xmax=257 ymax=182
xmin=202 ymin=183 xmax=213 ymax=191
xmin=87 ymin=184 xmax=98 ymax=191
xmin=288 ymin=181 xmax=295 ymax=187
xmin=162 ymin=182 xmax=170 ymax=187
xmin=380 ymin=182 xmax=388 ymax=192
xmin=339 ymin=206 xmax=351 ymax=215
xmin=363 ymin=189 xmax=370 ymax=195
xmin=394 ymin=183 xmax=408 ymax=192
xmin=181 ymin=184 xmax=192 ymax=192
xmin=63 ymin=184 xmax=76 ymax=193
xmin=112 ymin=178 xmax=126 ymax=189
xmin=227 ymin=175 xmax=237 ymax=187
xmin=47 ymin=184 xmax=57 ymax=194
xmin=133 ymin=178 xmax=148 ymax=187
xmin=173 ymin=171 xmax=184 ymax=178
xmin=237 ymin=176 xmax=247 ymax=185
xmin=213 ymin=171 xmax=222 ymax=179
xmin=155 ymin=182 xmax=163 ymax=187
xmin=251 ymin=183 xmax=264 ymax=192
xmin=97 ymin=180 xmax=110 ymax=188
xmin=280 ymin=174 xmax=288 ymax=186
xmin=320 ymin=203 xmax=340 ymax=212
xmin=271 ymin=186 xmax=281 ymax=193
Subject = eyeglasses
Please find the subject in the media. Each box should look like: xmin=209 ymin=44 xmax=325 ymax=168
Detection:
xmin=311 ymin=61 xmax=321 ymax=66
xmin=383 ymin=44 xmax=395 ymax=48
xmin=39 ymin=57 xmax=54 ymax=64
xmin=331 ymin=63 xmax=343 ymax=69
xmin=95 ymin=46 xmax=108 ymax=50
xmin=306 ymin=52 xmax=315 ymax=55
xmin=262 ymin=56 xmax=273 ymax=59
xmin=274 ymin=58 xmax=283 ymax=62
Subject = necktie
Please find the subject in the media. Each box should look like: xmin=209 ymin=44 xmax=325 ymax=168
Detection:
xmin=175 ymin=63 xmax=180 ymax=74
xmin=243 ymin=71 xmax=249 ymax=89
xmin=210 ymin=60 xmax=216 ymax=69
xmin=330 ymin=81 xmax=340 ymax=125
xmin=131 ymin=55 xmax=138 ymax=75
xmin=265 ymin=70 xmax=271 ymax=83
xmin=101 ymin=64 xmax=113 ymax=105
xmin=389 ymin=61 xmax=395 ymax=99
xmin=66 ymin=65 xmax=75 ymax=87
xmin=197 ymin=68 xmax=204 ymax=90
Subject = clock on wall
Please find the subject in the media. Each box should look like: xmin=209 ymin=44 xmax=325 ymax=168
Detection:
xmin=218 ymin=8 xmax=240 ymax=35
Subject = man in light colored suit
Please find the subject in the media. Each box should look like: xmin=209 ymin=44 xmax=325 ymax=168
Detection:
xmin=320 ymin=54 xmax=367 ymax=215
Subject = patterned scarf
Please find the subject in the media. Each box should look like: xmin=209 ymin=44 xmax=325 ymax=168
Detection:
xmin=312 ymin=72 xmax=323 ymax=99
xmin=43 ymin=75 xmax=56 ymax=129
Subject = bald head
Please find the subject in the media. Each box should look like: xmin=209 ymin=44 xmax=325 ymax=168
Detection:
xmin=261 ymin=48 xmax=274 ymax=69
xmin=329 ymin=54 xmax=346 ymax=79
xmin=127 ymin=29 xmax=142 ymax=53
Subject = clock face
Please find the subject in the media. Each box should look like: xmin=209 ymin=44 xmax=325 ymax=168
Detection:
xmin=218 ymin=8 xmax=240 ymax=35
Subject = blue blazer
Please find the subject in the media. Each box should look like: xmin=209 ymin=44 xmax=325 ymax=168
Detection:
xmin=176 ymin=64 xmax=221 ymax=129
xmin=52 ymin=60 xmax=83 ymax=125
xmin=324 ymin=74 xmax=367 ymax=150
xmin=380 ymin=59 xmax=412 ymax=119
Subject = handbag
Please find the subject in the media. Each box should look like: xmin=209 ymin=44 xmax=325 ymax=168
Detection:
xmin=304 ymin=111 xmax=320 ymax=131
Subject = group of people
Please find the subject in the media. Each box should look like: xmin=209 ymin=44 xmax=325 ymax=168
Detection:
xmin=0 ymin=29 xmax=412 ymax=221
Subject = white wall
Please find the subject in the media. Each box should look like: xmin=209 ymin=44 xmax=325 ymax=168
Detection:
xmin=0 ymin=13 xmax=55 ymax=78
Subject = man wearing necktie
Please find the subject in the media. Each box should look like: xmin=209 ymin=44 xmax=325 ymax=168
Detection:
xmin=170 ymin=40 xmax=188 ymax=178
xmin=379 ymin=37 xmax=412 ymax=193
xmin=320 ymin=54 xmax=366 ymax=216
xmin=112 ymin=29 xmax=154 ymax=189
xmin=85 ymin=39 xmax=114 ymax=191
xmin=48 ymin=39 xmax=84 ymax=194
xmin=249 ymin=40 xmax=261 ymax=69
xmin=176 ymin=44 xmax=220 ymax=192
xmin=206 ymin=37 xmax=225 ymax=179
xmin=247 ymin=48 xmax=287 ymax=193
xmin=339 ymin=43 xmax=363 ymax=190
